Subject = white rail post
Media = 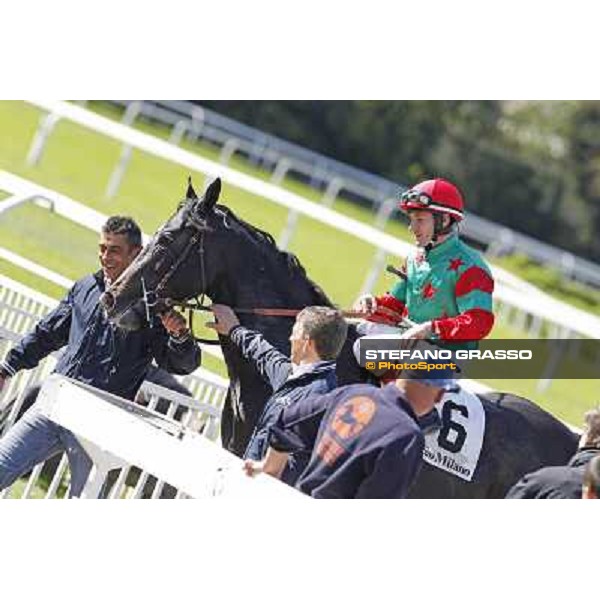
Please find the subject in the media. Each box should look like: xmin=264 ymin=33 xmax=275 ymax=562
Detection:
xmin=270 ymin=157 xmax=291 ymax=185
xmin=219 ymin=138 xmax=240 ymax=165
xmin=26 ymin=112 xmax=62 ymax=166
xmin=189 ymin=106 xmax=205 ymax=141
xmin=321 ymin=177 xmax=344 ymax=207
xmin=529 ymin=314 xmax=543 ymax=338
xmin=278 ymin=208 xmax=300 ymax=251
xmin=309 ymin=160 xmax=327 ymax=188
xmin=169 ymin=119 xmax=188 ymax=145
xmin=249 ymin=136 xmax=267 ymax=167
xmin=105 ymin=101 xmax=143 ymax=199
xmin=536 ymin=327 xmax=570 ymax=392
xmin=78 ymin=440 xmax=128 ymax=499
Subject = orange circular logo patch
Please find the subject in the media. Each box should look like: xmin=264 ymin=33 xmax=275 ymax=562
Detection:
xmin=330 ymin=396 xmax=376 ymax=440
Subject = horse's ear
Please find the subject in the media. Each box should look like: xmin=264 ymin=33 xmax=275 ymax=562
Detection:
xmin=199 ymin=177 xmax=221 ymax=213
xmin=186 ymin=176 xmax=198 ymax=200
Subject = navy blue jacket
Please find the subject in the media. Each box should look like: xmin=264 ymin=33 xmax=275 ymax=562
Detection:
xmin=270 ymin=383 xmax=425 ymax=499
xmin=0 ymin=272 xmax=201 ymax=400
xmin=229 ymin=325 xmax=337 ymax=483
xmin=505 ymin=448 xmax=600 ymax=499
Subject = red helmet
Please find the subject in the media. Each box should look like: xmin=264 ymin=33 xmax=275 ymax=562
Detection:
xmin=399 ymin=178 xmax=465 ymax=222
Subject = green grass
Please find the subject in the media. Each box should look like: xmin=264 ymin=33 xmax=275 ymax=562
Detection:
xmin=494 ymin=253 xmax=600 ymax=317
xmin=0 ymin=259 xmax=66 ymax=299
xmin=4 ymin=477 xmax=56 ymax=499
xmin=0 ymin=100 xmax=597 ymax=425
xmin=0 ymin=203 xmax=99 ymax=279
xmin=480 ymin=377 xmax=596 ymax=425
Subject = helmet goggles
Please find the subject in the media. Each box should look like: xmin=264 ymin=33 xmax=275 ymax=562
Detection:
xmin=400 ymin=189 xmax=435 ymax=207
xmin=398 ymin=187 xmax=464 ymax=221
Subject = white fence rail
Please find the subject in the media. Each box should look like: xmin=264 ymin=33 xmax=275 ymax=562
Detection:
xmin=35 ymin=375 xmax=302 ymax=499
xmin=0 ymin=274 xmax=231 ymax=499
xmin=16 ymin=101 xmax=600 ymax=340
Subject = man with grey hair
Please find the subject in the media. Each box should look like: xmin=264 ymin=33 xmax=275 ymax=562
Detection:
xmin=243 ymin=358 xmax=453 ymax=498
xmin=506 ymin=407 xmax=600 ymax=499
xmin=209 ymin=304 xmax=348 ymax=485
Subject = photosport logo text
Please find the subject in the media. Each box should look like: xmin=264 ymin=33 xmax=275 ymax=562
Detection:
xmin=359 ymin=338 xmax=600 ymax=379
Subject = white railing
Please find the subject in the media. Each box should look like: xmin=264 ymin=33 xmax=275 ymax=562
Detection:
xmin=33 ymin=374 xmax=302 ymax=499
xmin=20 ymin=101 xmax=600 ymax=340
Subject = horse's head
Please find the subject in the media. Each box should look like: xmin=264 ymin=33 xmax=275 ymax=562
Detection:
xmin=101 ymin=177 xmax=225 ymax=330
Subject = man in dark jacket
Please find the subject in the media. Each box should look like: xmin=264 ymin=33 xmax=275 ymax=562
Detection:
xmin=506 ymin=407 xmax=600 ymax=499
xmin=0 ymin=216 xmax=201 ymax=497
xmin=582 ymin=455 xmax=600 ymax=499
xmin=244 ymin=359 xmax=454 ymax=499
xmin=209 ymin=304 xmax=347 ymax=485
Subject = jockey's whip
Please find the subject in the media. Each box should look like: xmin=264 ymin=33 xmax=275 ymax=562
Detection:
xmin=386 ymin=264 xmax=407 ymax=280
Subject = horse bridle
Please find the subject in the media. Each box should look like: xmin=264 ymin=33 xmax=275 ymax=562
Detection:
xmin=141 ymin=213 xmax=220 ymax=345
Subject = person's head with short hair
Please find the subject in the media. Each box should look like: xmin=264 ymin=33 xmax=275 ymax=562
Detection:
xmin=394 ymin=354 xmax=458 ymax=416
xmin=580 ymin=407 xmax=600 ymax=449
xmin=99 ymin=216 xmax=143 ymax=284
xmin=290 ymin=306 xmax=348 ymax=366
xmin=582 ymin=455 xmax=600 ymax=499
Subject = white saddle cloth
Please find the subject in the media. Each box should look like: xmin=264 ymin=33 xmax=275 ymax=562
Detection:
xmin=422 ymin=385 xmax=486 ymax=482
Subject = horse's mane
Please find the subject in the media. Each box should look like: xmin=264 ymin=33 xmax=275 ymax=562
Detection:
xmin=215 ymin=205 xmax=333 ymax=306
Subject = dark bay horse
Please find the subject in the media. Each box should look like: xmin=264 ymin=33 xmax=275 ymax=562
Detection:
xmin=101 ymin=178 xmax=578 ymax=498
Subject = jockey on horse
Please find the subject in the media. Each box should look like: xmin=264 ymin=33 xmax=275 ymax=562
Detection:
xmin=356 ymin=178 xmax=495 ymax=352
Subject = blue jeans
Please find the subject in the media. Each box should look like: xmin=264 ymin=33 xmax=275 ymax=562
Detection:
xmin=0 ymin=405 xmax=92 ymax=498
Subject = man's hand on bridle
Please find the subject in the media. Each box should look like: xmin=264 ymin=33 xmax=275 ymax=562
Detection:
xmin=159 ymin=310 xmax=189 ymax=338
xmin=207 ymin=304 xmax=240 ymax=336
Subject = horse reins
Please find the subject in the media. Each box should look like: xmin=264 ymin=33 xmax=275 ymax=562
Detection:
xmin=142 ymin=211 xmax=412 ymax=345
xmin=169 ymin=303 xmax=380 ymax=320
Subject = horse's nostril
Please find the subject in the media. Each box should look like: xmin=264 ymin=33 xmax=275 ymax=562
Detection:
xmin=100 ymin=291 xmax=115 ymax=311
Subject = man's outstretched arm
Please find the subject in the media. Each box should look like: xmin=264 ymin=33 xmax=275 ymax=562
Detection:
xmin=208 ymin=304 xmax=291 ymax=390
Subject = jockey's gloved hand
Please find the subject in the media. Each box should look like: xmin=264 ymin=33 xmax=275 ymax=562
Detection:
xmin=400 ymin=321 xmax=433 ymax=341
